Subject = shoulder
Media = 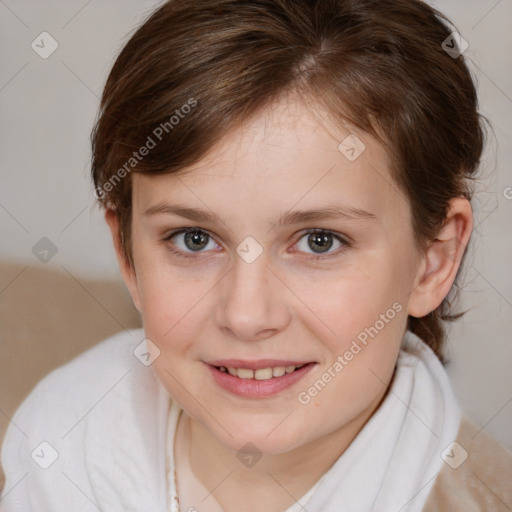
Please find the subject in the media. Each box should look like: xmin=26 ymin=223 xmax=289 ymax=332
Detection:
xmin=422 ymin=414 xmax=512 ymax=511
xmin=25 ymin=328 xmax=144 ymax=398
xmin=4 ymin=328 xmax=146 ymax=432
xmin=0 ymin=329 xmax=149 ymax=506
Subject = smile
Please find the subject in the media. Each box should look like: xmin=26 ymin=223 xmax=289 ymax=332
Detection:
xmin=205 ymin=360 xmax=316 ymax=398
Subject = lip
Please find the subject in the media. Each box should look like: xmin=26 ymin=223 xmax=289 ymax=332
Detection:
xmin=205 ymin=361 xmax=316 ymax=398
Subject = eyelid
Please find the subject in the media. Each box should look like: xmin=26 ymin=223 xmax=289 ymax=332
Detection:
xmin=299 ymin=228 xmax=351 ymax=245
xmin=162 ymin=226 xmax=214 ymax=241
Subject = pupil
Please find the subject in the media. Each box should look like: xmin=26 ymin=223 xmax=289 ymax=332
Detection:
xmin=185 ymin=230 xmax=208 ymax=251
xmin=308 ymin=232 xmax=332 ymax=253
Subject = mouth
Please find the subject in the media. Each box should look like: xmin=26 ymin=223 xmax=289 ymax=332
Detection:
xmin=205 ymin=359 xmax=316 ymax=398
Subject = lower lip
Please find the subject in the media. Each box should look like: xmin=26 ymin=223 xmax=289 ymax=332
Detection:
xmin=206 ymin=363 xmax=316 ymax=398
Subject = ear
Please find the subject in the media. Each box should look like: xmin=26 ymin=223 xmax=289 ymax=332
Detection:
xmin=104 ymin=208 xmax=142 ymax=312
xmin=407 ymin=197 xmax=473 ymax=318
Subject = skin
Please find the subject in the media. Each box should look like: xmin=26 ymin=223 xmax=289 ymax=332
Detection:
xmin=106 ymin=95 xmax=472 ymax=511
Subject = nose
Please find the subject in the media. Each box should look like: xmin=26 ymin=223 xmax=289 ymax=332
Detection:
xmin=215 ymin=250 xmax=290 ymax=342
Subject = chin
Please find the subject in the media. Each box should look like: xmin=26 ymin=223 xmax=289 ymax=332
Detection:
xmin=203 ymin=414 xmax=308 ymax=455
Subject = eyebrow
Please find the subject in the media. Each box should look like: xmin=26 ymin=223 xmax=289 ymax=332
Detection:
xmin=144 ymin=202 xmax=376 ymax=229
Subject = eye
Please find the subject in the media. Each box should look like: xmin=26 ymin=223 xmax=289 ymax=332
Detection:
xmin=163 ymin=227 xmax=350 ymax=260
xmin=164 ymin=228 xmax=219 ymax=257
xmin=294 ymin=229 xmax=349 ymax=257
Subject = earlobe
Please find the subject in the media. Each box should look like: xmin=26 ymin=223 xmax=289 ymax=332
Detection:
xmin=407 ymin=197 xmax=473 ymax=318
xmin=104 ymin=209 xmax=142 ymax=312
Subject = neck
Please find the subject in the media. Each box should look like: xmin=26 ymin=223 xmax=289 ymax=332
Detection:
xmin=181 ymin=385 xmax=390 ymax=512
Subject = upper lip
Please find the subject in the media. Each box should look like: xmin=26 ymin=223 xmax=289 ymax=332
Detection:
xmin=206 ymin=359 xmax=314 ymax=370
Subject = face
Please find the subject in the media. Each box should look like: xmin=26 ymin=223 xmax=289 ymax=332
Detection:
xmin=119 ymin=96 xmax=424 ymax=455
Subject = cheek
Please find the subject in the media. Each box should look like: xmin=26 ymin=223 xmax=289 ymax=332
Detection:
xmin=291 ymin=257 xmax=409 ymax=402
xmin=139 ymin=274 xmax=209 ymax=343
xmin=294 ymin=281 xmax=406 ymax=435
xmin=133 ymin=235 xmax=213 ymax=329
xmin=292 ymin=259 xmax=405 ymax=339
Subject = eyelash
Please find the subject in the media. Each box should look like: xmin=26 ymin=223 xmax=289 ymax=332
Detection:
xmin=162 ymin=227 xmax=351 ymax=261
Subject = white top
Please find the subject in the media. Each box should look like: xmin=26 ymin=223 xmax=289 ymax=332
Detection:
xmin=0 ymin=328 xmax=461 ymax=512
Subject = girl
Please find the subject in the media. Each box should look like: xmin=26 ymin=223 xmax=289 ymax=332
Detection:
xmin=1 ymin=0 xmax=511 ymax=510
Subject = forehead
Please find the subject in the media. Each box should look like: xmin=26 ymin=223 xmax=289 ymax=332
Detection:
xmin=132 ymin=96 xmax=409 ymax=227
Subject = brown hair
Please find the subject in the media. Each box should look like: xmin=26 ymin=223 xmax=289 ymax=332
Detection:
xmin=91 ymin=0 xmax=485 ymax=362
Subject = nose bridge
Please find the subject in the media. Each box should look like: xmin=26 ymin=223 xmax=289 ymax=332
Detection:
xmin=217 ymin=249 xmax=288 ymax=340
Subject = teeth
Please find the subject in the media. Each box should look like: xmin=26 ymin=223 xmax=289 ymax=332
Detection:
xmin=272 ymin=366 xmax=286 ymax=377
xmin=220 ymin=365 xmax=306 ymax=379
xmin=254 ymin=368 xmax=273 ymax=380
xmin=237 ymin=368 xmax=254 ymax=379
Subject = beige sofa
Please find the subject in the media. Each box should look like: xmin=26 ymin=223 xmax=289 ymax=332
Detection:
xmin=0 ymin=261 xmax=142 ymax=492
